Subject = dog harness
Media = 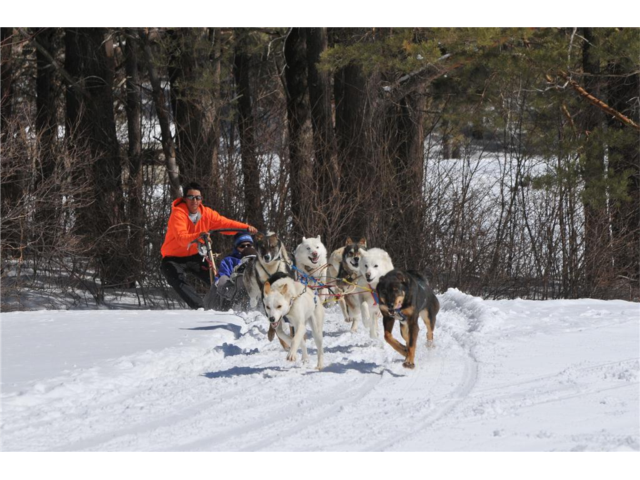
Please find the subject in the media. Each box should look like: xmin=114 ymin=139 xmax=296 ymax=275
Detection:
xmin=368 ymin=284 xmax=379 ymax=305
xmin=391 ymin=308 xmax=407 ymax=322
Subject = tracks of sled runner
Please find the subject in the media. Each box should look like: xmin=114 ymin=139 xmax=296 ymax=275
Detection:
xmin=49 ymin=309 xmax=480 ymax=452
xmin=180 ymin=311 xmax=480 ymax=452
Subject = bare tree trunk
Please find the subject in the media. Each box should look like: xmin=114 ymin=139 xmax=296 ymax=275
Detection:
xmin=1 ymin=27 xmax=14 ymax=144
xmin=34 ymin=28 xmax=57 ymax=184
xmin=124 ymin=28 xmax=144 ymax=285
xmin=207 ymin=27 xmax=222 ymax=213
xmin=64 ymin=28 xmax=83 ymax=142
xmin=385 ymin=90 xmax=426 ymax=270
xmin=284 ymin=28 xmax=313 ymax=239
xmin=138 ymin=28 xmax=182 ymax=199
xmin=63 ymin=28 xmax=129 ymax=289
xmin=64 ymin=27 xmax=94 ymax=246
xmin=331 ymin=27 xmax=384 ymax=242
xmin=0 ymin=27 xmax=22 ymax=260
xmin=84 ymin=29 xmax=128 ymax=288
xmin=581 ymin=28 xmax=609 ymax=295
xmin=33 ymin=28 xmax=59 ymax=254
xmin=234 ymin=35 xmax=265 ymax=229
xmin=167 ymin=28 xmax=221 ymax=203
xmin=607 ymin=58 xmax=640 ymax=283
xmin=305 ymin=27 xmax=338 ymax=245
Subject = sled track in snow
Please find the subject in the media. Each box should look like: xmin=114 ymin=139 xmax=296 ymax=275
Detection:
xmin=365 ymin=330 xmax=480 ymax=451
xmin=170 ymin=372 xmax=382 ymax=451
xmin=49 ymin=376 xmax=272 ymax=452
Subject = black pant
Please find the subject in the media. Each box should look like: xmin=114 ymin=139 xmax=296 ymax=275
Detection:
xmin=161 ymin=254 xmax=211 ymax=309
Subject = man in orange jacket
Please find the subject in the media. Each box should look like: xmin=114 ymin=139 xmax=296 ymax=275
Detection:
xmin=160 ymin=181 xmax=258 ymax=309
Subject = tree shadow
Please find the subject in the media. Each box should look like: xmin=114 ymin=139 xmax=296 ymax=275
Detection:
xmin=202 ymin=365 xmax=285 ymax=379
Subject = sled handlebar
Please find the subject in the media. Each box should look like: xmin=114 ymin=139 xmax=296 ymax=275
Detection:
xmin=206 ymin=228 xmax=254 ymax=235
xmin=206 ymin=228 xmax=270 ymax=237
xmin=188 ymin=229 xmax=266 ymax=250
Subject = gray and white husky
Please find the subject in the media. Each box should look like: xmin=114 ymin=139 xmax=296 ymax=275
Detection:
xmin=244 ymin=232 xmax=293 ymax=309
xmin=326 ymin=237 xmax=368 ymax=331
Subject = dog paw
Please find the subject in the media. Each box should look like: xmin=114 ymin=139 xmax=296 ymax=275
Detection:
xmin=402 ymin=361 xmax=415 ymax=369
xmin=426 ymin=340 xmax=435 ymax=349
xmin=286 ymin=353 xmax=297 ymax=362
xmin=344 ymin=317 xmax=353 ymax=323
xmin=316 ymin=363 xmax=324 ymax=371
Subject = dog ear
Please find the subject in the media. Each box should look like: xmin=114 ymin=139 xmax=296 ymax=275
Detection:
xmin=303 ymin=236 xmax=307 ymax=241
xmin=279 ymin=283 xmax=289 ymax=295
xmin=264 ymin=281 xmax=271 ymax=294
xmin=316 ymin=235 xmax=321 ymax=240
xmin=345 ymin=237 xmax=353 ymax=246
xmin=396 ymin=271 xmax=407 ymax=283
xmin=358 ymin=238 xmax=367 ymax=248
xmin=254 ymin=233 xmax=264 ymax=242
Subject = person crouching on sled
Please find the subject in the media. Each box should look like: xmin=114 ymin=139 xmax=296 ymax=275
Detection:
xmin=160 ymin=181 xmax=257 ymax=309
xmin=216 ymin=232 xmax=255 ymax=291
xmin=211 ymin=234 xmax=258 ymax=310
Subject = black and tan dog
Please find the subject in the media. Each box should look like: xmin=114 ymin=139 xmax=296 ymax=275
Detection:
xmin=376 ymin=269 xmax=440 ymax=369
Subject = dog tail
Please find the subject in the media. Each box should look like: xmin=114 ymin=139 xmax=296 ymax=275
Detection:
xmin=428 ymin=292 xmax=439 ymax=331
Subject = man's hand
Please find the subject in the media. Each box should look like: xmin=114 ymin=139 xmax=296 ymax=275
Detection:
xmin=247 ymin=225 xmax=258 ymax=234
xmin=199 ymin=232 xmax=211 ymax=243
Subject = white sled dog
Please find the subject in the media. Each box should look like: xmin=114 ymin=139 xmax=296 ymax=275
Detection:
xmin=294 ymin=235 xmax=328 ymax=296
xmin=262 ymin=273 xmax=325 ymax=370
xmin=326 ymin=238 xmax=368 ymax=331
xmin=244 ymin=232 xmax=293 ymax=310
xmin=357 ymin=248 xmax=394 ymax=338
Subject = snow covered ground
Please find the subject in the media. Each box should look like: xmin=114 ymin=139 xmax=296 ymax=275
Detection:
xmin=1 ymin=289 xmax=638 ymax=453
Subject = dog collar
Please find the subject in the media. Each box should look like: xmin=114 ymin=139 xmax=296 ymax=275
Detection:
xmin=368 ymin=285 xmax=379 ymax=306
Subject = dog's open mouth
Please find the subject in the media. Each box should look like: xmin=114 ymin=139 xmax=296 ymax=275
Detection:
xmin=270 ymin=319 xmax=280 ymax=329
xmin=308 ymin=255 xmax=319 ymax=264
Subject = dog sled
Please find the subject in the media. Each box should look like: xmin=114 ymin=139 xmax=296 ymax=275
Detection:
xmin=206 ymin=255 xmax=254 ymax=311
xmin=188 ymin=228 xmax=255 ymax=312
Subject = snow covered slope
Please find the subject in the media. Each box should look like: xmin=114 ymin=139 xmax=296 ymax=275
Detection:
xmin=1 ymin=289 xmax=638 ymax=452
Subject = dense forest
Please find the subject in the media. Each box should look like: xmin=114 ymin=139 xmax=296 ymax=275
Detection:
xmin=1 ymin=27 xmax=638 ymax=308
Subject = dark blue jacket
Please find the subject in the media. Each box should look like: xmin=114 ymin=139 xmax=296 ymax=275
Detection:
xmin=217 ymin=250 xmax=242 ymax=278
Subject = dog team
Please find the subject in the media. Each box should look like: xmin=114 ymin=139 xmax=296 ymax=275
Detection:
xmin=241 ymin=232 xmax=440 ymax=371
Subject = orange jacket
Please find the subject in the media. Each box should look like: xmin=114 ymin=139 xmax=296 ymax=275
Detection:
xmin=161 ymin=198 xmax=250 ymax=258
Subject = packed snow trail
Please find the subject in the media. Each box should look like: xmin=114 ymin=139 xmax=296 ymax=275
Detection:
xmin=1 ymin=290 xmax=638 ymax=451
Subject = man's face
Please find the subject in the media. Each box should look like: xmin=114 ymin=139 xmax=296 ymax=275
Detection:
xmin=184 ymin=189 xmax=202 ymax=214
